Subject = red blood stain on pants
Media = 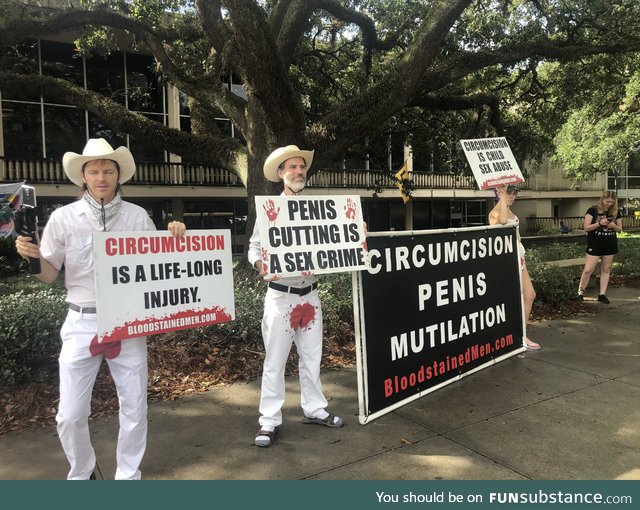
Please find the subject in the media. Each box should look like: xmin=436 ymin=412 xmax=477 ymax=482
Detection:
xmin=89 ymin=335 xmax=122 ymax=359
xmin=289 ymin=303 xmax=316 ymax=331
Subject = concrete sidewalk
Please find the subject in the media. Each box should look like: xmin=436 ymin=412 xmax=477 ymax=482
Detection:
xmin=1 ymin=286 xmax=639 ymax=480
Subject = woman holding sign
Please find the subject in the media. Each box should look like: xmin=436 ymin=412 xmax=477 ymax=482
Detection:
xmin=489 ymin=185 xmax=541 ymax=350
xmin=15 ymin=138 xmax=186 ymax=480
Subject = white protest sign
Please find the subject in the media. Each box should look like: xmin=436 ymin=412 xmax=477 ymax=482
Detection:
xmin=460 ymin=137 xmax=524 ymax=190
xmin=94 ymin=230 xmax=235 ymax=343
xmin=255 ymin=195 xmax=368 ymax=278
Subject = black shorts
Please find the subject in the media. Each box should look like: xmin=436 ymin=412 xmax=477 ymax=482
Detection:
xmin=586 ymin=237 xmax=618 ymax=256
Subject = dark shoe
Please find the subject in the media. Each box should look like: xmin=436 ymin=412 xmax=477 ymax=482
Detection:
xmin=574 ymin=294 xmax=584 ymax=302
xmin=255 ymin=427 xmax=279 ymax=447
xmin=302 ymin=412 xmax=344 ymax=428
xmin=598 ymin=294 xmax=610 ymax=304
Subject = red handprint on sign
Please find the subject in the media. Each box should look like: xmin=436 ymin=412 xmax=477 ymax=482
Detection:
xmin=344 ymin=197 xmax=357 ymax=221
xmin=263 ymin=199 xmax=280 ymax=223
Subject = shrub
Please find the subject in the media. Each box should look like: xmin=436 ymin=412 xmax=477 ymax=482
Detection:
xmin=0 ymin=237 xmax=26 ymax=277
xmin=615 ymin=234 xmax=640 ymax=276
xmin=525 ymin=246 xmax=580 ymax=306
xmin=6 ymin=234 xmax=633 ymax=386
xmin=536 ymin=228 xmax=559 ymax=236
xmin=0 ymin=258 xmax=357 ymax=387
xmin=209 ymin=257 xmax=267 ymax=344
xmin=0 ymin=287 xmax=67 ymax=386
xmin=527 ymin=261 xmax=580 ymax=305
xmin=526 ymin=241 xmax=584 ymax=262
xmin=317 ymin=271 xmax=354 ymax=328
xmin=160 ymin=258 xmax=356 ymax=348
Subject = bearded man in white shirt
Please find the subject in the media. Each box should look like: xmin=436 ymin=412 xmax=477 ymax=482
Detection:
xmin=247 ymin=145 xmax=345 ymax=448
xmin=15 ymin=138 xmax=186 ymax=479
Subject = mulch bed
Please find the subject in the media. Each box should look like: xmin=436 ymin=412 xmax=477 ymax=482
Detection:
xmin=4 ymin=276 xmax=638 ymax=436
xmin=0 ymin=325 xmax=355 ymax=436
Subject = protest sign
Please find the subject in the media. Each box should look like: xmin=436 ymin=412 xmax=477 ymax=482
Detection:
xmin=0 ymin=182 xmax=24 ymax=237
xmin=94 ymin=230 xmax=235 ymax=343
xmin=255 ymin=195 xmax=368 ymax=278
xmin=460 ymin=137 xmax=524 ymax=189
xmin=354 ymin=225 xmax=525 ymax=423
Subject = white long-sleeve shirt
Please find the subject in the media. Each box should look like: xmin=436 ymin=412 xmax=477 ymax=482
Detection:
xmin=40 ymin=200 xmax=155 ymax=307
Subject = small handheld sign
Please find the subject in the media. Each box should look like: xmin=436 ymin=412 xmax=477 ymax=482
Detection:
xmin=460 ymin=137 xmax=524 ymax=190
xmin=94 ymin=229 xmax=235 ymax=343
xmin=255 ymin=194 xmax=368 ymax=278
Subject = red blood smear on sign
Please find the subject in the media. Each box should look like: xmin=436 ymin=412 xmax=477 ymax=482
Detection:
xmin=101 ymin=306 xmax=233 ymax=343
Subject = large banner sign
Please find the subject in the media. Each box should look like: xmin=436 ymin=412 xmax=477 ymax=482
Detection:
xmin=459 ymin=137 xmax=524 ymax=189
xmin=255 ymin=195 xmax=368 ymax=278
xmin=355 ymin=225 xmax=525 ymax=423
xmin=94 ymin=230 xmax=235 ymax=343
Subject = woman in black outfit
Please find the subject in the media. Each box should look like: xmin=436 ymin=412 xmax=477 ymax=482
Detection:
xmin=576 ymin=191 xmax=623 ymax=303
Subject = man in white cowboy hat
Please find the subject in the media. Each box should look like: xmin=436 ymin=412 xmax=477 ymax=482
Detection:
xmin=15 ymin=138 xmax=186 ymax=479
xmin=247 ymin=145 xmax=344 ymax=448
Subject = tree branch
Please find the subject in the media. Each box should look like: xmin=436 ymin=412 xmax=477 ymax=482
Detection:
xmin=272 ymin=0 xmax=313 ymax=67
xmin=223 ymin=0 xmax=306 ymax=141
xmin=1 ymin=4 xmax=249 ymax=137
xmin=267 ymin=0 xmax=293 ymax=36
xmin=195 ymin=0 xmax=232 ymax=54
xmin=0 ymin=7 xmax=157 ymax=47
xmin=314 ymin=0 xmax=396 ymax=74
xmin=411 ymin=92 xmax=504 ymax=134
xmin=307 ymin=0 xmax=473 ymax=162
xmin=143 ymin=33 xmax=248 ymax=135
xmin=422 ymin=38 xmax=640 ymax=93
xmin=0 ymin=72 xmax=247 ymax=181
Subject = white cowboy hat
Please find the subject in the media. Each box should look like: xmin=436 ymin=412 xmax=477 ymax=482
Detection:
xmin=263 ymin=145 xmax=314 ymax=182
xmin=62 ymin=138 xmax=136 ymax=187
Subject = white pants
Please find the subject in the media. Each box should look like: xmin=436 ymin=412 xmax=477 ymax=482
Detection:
xmin=259 ymin=288 xmax=328 ymax=428
xmin=56 ymin=309 xmax=148 ymax=480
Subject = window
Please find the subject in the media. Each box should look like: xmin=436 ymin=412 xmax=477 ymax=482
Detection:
xmin=86 ymin=52 xmax=126 ymax=104
xmin=44 ymin=106 xmax=85 ymax=159
xmin=87 ymin=113 xmax=126 ymax=148
xmin=1 ymin=40 xmax=39 ymax=100
xmin=40 ymin=40 xmax=84 ymax=90
xmin=126 ymin=52 xmax=165 ymax=114
xmin=2 ymin=102 xmax=43 ymax=159
xmin=183 ymin=199 xmax=248 ymax=253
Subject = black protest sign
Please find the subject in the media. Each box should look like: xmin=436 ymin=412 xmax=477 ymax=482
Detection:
xmin=356 ymin=226 xmax=524 ymax=422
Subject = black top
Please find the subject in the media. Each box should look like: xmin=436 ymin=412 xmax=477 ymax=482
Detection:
xmin=585 ymin=205 xmax=621 ymax=243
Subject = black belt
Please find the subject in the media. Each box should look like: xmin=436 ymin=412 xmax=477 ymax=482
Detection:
xmin=268 ymin=282 xmax=318 ymax=296
xmin=69 ymin=303 xmax=97 ymax=314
